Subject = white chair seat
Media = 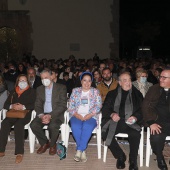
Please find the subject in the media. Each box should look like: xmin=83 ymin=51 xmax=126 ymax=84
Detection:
xmin=65 ymin=112 xmax=102 ymax=159
xmin=29 ymin=110 xmax=68 ymax=153
xmin=103 ymin=127 xmax=144 ymax=167
xmin=145 ymin=127 xmax=170 ymax=167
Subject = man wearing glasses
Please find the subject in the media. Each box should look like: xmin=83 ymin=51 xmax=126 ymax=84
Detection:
xmin=142 ymin=68 xmax=170 ymax=170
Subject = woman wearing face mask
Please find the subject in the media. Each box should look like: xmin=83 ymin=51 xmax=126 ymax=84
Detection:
xmin=132 ymin=69 xmax=153 ymax=97
xmin=0 ymin=74 xmax=36 ymax=163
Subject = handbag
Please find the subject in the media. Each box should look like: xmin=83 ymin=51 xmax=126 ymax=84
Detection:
xmin=6 ymin=109 xmax=29 ymax=118
xmin=6 ymin=92 xmax=29 ymax=118
xmin=56 ymin=141 xmax=67 ymax=160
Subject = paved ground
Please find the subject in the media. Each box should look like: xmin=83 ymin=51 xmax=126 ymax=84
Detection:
xmin=0 ymin=133 xmax=170 ymax=170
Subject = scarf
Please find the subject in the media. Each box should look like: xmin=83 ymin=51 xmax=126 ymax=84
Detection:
xmin=102 ymin=86 xmax=141 ymax=146
xmin=15 ymin=86 xmax=29 ymax=97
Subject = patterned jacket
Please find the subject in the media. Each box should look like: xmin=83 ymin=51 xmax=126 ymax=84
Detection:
xmin=68 ymin=87 xmax=102 ymax=122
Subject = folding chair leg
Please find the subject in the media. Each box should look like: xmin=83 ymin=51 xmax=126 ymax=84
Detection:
xmin=65 ymin=124 xmax=70 ymax=149
xmin=60 ymin=124 xmax=66 ymax=145
xmin=139 ymin=127 xmax=144 ymax=167
xmin=97 ymin=129 xmax=101 ymax=159
xmin=103 ymin=142 xmax=108 ymax=162
xmin=146 ymin=127 xmax=151 ymax=167
xmin=29 ymin=127 xmax=36 ymax=153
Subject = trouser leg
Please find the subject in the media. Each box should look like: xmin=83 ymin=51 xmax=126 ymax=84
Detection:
xmin=14 ymin=113 xmax=31 ymax=155
xmin=127 ymin=128 xmax=141 ymax=161
xmin=70 ymin=117 xmax=83 ymax=150
xmin=150 ymin=133 xmax=166 ymax=160
xmin=108 ymin=120 xmax=127 ymax=159
xmin=0 ymin=118 xmax=13 ymax=152
xmin=30 ymin=117 xmax=48 ymax=146
xmin=70 ymin=117 xmax=97 ymax=151
xmin=48 ymin=120 xmax=60 ymax=147
xmin=109 ymin=137 xmax=125 ymax=159
xmin=14 ymin=120 xmax=25 ymax=154
xmin=77 ymin=118 xmax=96 ymax=151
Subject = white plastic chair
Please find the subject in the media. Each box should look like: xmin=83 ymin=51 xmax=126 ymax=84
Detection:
xmin=65 ymin=112 xmax=102 ymax=159
xmin=29 ymin=110 xmax=68 ymax=153
xmin=145 ymin=127 xmax=170 ymax=167
xmin=103 ymin=127 xmax=144 ymax=167
xmin=0 ymin=109 xmax=36 ymax=153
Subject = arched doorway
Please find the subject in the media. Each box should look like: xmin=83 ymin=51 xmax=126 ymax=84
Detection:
xmin=0 ymin=27 xmax=20 ymax=62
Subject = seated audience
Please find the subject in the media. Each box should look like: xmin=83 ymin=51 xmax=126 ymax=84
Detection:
xmin=92 ymin=69 xmax=102 ymax=86
xmin=102 ymin=72 xmax=143 ymax=170
xmin=68 ymin=72 xmax=102 ymax=162
xmin=30 ymin=70 xmax=67 ymax=155
xmin=59 ymin=65 xmax=73 ymax=79
xmin=0 ymin=74 xmax=36 ymax=163
xmin=27 ymin=67 xmax=42 ymax=89
xmin=132 ymin=69 xmax=152 ymax=97
xmin=97 ymin=68 xmax=118 ymax=103
xmin=142 ymin=68 xmax=170 ymax=170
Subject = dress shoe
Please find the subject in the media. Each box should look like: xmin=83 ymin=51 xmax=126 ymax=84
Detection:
xmin=49 ymin=144 xmax=56 ymax=155
xmin=116 ymin=154 xmax=126 ymax=169
xmin=157 ymin=159 xmax=168 ymax=170
xmin=15 ymin=154 xmax=23 ymax=164
xmin=37 ymin=142 xmax=50 ymax=154
xmin=0 ymin=152 xmax=5 ymax=157
xmin=129 ymin=161 xmax=138 ymax=170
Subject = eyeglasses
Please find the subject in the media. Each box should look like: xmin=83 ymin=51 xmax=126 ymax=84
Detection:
xmin=159 ymin=76 xmax=170 ymax=80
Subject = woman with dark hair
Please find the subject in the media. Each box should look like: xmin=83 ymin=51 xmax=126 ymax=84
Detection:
xmin=68 ymin=72 xmax=102 ymax=162
xmin=92 ymin=69 xmax=102 ymax=86
xmin=0 ymin=74 xmax=36 ymax=164
xmin=17 ymin=63 xmax=27 ymax=75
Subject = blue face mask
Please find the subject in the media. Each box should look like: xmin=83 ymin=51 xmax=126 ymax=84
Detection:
xmin=140 ymin=77 xmax=147 ymax=84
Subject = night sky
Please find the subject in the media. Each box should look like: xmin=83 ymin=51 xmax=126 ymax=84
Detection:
xmin=119 ymin=0 xmax=170 ymax=59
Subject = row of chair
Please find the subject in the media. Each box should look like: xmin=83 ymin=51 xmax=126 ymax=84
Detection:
xmin=0 ymin=109 xmax=168 ymax=167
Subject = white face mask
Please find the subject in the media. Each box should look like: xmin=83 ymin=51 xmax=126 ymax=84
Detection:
xmin=42 ymin=78 xmax=51 ymax=87
xmin=18 ymin=81 xmax=28 ymax=89
xmin=34 ymin=67 xmax=38 ymax=71
xmin=140 ymin=77 xmax=147 ymax=84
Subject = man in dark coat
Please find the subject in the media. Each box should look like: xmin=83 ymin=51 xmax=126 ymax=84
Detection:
xmin=102 ymin=72 xmax=143 ymax=170
xmin=30 ymin=70 xmax=67 ymax=155
xmin=142 ymin=68 xmax=170 ymax=170
xmin=27 ymin=68 xmax=42 ymax=89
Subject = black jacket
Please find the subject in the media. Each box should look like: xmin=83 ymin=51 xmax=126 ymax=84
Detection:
xmin=101 ymin=85 xmax=143 ymax=128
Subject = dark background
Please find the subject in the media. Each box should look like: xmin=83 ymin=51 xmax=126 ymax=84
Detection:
xmin=119 ymin=0 xmax=170 ymax=59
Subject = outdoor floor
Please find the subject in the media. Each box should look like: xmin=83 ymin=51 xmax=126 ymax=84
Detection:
xmin=0 ymin=133 xmax=170 ymax=170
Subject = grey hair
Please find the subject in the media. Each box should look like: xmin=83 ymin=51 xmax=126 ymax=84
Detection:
xmin=118 ymin=71 xmax=131 ymax=81
xmin=40 ymin=69 xmax=52 ymax=75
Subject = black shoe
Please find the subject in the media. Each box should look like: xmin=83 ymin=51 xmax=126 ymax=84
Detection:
xmin=116 ymin=154 xmax=126 ymax=169
xmin=157 ymin=159 xmax=168 ymax=170
xmin=129 ymin=161 xmax=138 ymax=170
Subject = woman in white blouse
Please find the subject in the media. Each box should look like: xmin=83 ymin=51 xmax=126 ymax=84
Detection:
xmin=68 ymin=72 xmax=102 ymax=162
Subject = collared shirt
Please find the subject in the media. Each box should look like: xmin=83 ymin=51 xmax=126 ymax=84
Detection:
xmin=44 ymin=83 xmax=53 ymax=113
xmin=103 ymin=78 xmax=113 ymax=89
